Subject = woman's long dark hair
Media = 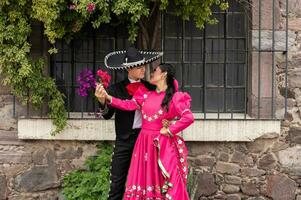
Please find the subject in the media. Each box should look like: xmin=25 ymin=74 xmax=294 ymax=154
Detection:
xmin=159 ymin=63 xmax=176 ymax=111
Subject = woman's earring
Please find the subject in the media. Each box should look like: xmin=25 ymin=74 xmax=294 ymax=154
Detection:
xmin=163 ymin=73 xmax=167 ymax=79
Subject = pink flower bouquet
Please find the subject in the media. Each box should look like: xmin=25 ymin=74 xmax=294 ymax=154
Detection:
xmin=76 ymin=68 xmax=111 ymax=97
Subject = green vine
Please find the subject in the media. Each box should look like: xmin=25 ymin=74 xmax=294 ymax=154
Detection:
xmin=0 ymin=0 xmax=67 ymax=135
xmin=0 ymin=0 xmax=227 ymax=135
xmin=160 ymin=0 xmax=229 ymax=28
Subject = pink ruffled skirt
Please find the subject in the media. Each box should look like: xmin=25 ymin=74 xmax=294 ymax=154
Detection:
xmin=123 ymin=127 xmax=189 ymax=200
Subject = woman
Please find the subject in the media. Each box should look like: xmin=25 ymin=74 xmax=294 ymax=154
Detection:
xmin=97 ymin=63 xmax=194 ymax=199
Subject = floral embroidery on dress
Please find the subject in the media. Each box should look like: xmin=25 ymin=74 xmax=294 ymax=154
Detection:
xmin=140 ymin=91 xmax=165 ymax=122
xmin=125 ymin=184 xmax=173 ymax=200
xmin=142 ymin=108 xmax=164 ymax=122
xmin=165 ymin=193 xmax=173 ymax=200
xmin=147 ymin=186 xmax=153 ymax=192
xmin=174 ymin=137 xmax=189 ymax=181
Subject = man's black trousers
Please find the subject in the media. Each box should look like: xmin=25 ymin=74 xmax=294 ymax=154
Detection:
xmin=108 ymin=129 xmax=140 ymax=200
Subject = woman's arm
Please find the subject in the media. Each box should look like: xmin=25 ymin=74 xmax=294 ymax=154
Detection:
xmin=106 ymin=95 xmax=140 ymax=111
xmin=99 ymin=85 xmax=116 ymax=119
xmin=163 ymin=92 xmax=195 ymax=135
xmin=96 ymin=83 xmax=143 ymax=111
xmin=167 ymin=109 xmax=194 ymax=135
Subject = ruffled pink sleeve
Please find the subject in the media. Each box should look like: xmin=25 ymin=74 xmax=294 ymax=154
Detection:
xmin=109 ymin=86 xmax=147 ymax=111
xmin=168 ymin=92 xmax=194 ymax=135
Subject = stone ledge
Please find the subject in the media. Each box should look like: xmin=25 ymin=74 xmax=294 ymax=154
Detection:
xmin=18 ymin=118 xmax=281 ymax=142
xmin=0 ymin=130 xmax=26 ymax=145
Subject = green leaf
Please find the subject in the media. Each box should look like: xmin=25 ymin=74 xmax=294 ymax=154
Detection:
xmin=62 ymin=142 xmax=113 ymax=200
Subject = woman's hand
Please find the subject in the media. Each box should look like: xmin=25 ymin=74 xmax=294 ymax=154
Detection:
xmin=160 ymin=127 xmax=169 ymax=136
xmin=95 ymin=83 xmax=111 ymax=104
xmin=162 ymin=119 xmax=170 ymax=128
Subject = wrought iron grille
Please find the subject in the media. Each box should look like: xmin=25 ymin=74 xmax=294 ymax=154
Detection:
xmin=51 ymin=25 xmax=130 ymax=115
xmin=13 ymin=0 xmax=289 ymax=120
xmin=162 ymin=0 xmax=249 ymax=119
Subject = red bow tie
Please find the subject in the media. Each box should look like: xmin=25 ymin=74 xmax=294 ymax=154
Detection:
xmin=126 ymin=82 xmax=145 ymax=96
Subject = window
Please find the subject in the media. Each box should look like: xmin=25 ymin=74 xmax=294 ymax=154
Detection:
xmin=162 ymin=0 xmax=248 ymax=114
xmin=51 ymin=0 xmax=248 ymax=115
xmin=51 ymin=25 xmax=130 ymax=113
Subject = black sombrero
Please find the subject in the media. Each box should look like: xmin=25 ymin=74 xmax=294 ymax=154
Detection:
xmin=104 ymin=47 xmax=163 ymax=70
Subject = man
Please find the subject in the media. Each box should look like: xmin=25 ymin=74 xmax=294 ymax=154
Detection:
xmin=95 ymin=47 xmax=163 ymax=200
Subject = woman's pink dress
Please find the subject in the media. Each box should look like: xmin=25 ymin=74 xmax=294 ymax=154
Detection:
xmin=109 ymin=86 xmax=194 ymax=200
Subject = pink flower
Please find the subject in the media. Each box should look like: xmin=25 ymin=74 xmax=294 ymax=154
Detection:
xmin=86 ymin=2 xmax=95 ymax=13
xmin=68 ymin=4 xmax=76 ymax=10
xmin=97 ymin=69 xmax=111 ymax=88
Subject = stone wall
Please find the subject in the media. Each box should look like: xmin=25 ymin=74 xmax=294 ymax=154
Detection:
xmin=0 ymin=139 xmax=98 ymax=200
xmin=1 ymin=0 xmax=301 ymax=200
xmin=185 ymin=0 xmax=301 ymax=199
xmin=0 ymin=81 xmax=99 ymax=199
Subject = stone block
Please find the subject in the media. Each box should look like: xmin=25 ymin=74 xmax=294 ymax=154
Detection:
xmin=0 ymin=175 xmax=7 ymax=200
xmin=0 ymin=153 xmax=31 ymax=164
xmin=278 ymin=145 xmax=301 ymax=169
xmin=278 ymin=145 xmax=301 ymax=176
xmin=287 ymin=68 xmax=301 ymax=89
xmin=288 ymin=126 xmax=301 ymax=144
xmin=246 ymin=197 xmax=266 ymax=200
xmin=252 ymin=30 xmax=295 ymax=51
xmin=32 ymin=149 xmax=55 ymax=165
xmin=289 ymin=17 xmax=301 ymax=31
xmin=258 ymin=153 xmax=277 ymax=170
xmin=266 ymin=174 xmax=296 ymax=200
xmin=218 ymin=152 xmax=230 ymax=162
xmin=195 ymin=155 xmax=216 ymax=167
xmin=227 ymin=194 xmax=241 ymax=200
xmin=241 ymin=168 xmax=266 ymax=177
xmin=231 ymin=151 xmax=254 ymax=166
xmin=225 ymin=175 xmax=242 ymax=185
xmin=56 ymin=146 xmax=83 ymax=160
xmin=246 ymin=139 xmax=270 ymax=153
xmin=195 ymin=171 xmax=218 ymax=197
xmin=222 ymin=184 xmax=240 ymax=194
xmin=216 ymin=161 xmax=241 ymax=175
xmin=241 ymin=182 xmax=259 ymax=196
xmin=14 ymin=165 xmax=59 ymax=192
xmin=187 ymin=142 xmax=217 ymax=156
xmin=0 ymin=130 xmax=24 ymax=145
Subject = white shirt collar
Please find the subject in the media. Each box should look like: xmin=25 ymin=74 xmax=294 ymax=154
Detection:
xmin=128 ymin=78 xmax=141 ymax=83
